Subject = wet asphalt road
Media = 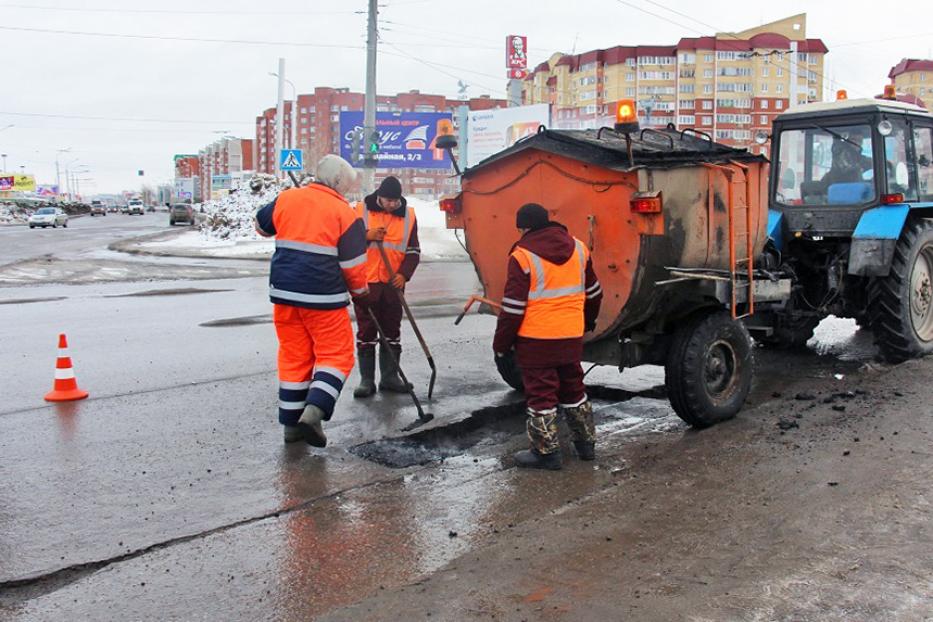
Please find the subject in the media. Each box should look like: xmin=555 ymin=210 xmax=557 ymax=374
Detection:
xmin=1 ymin=215 xmax=922 ymax=620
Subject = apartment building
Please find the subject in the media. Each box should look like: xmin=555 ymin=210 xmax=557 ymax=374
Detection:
xmin=197 ymin=137 xmax=255 ymax=201
xmin=255 ymin=88 xmax=506 ymax=197
xmin=889 ymin=59 xmax=933 ymax=109
xmin=523 ymin=14 xmax=827 ymax=152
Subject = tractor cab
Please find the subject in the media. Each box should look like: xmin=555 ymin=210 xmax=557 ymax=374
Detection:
xmin=768 ymin=96 xmax=933 ymax=239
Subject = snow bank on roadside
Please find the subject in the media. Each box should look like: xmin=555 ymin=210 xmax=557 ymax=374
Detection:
xmin=0 ymin=203 xmax=33 ymax=225
xmin=194 ymin=188 xmax=466 ymax=261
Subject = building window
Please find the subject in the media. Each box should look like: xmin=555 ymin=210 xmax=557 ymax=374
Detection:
xmin=680 ymin=53 xmax=695 ymax=64
xmin=679 ymin=99 xmax=695 ymax=109
xmin=300 ymin=107 xmax=308 ymax=114
xmin=703 ymin=84 xmax=712 ymax=94
xmin=776 ymin=67 xmax=784 ymax=77
xmin=776 ymin=83 xmax=784 ymax=93
xmin=922 ymin=73 xmax=927 ymax=82
xmin=625 ymin=73 xmax=634 ymax=82
xmin=761 ymin=115 xmax=768 ymax=124
xmin=626 ymin=58 xmax=636 ymax=67
xmin=679 ymin=83 xmax=695 ymax=93
xmin=776 ymin=100 xmax=783 ymax=110
xmin=762 ymin=67 xmax=769 ymax=77
xmin=678 ymin=115 xmax=695 ymax=125
xmin=703 ymin=68 xmax=713 ymax=78
xmin=716 ymin=51 xmax=736 ymax=61
xmin=704 ymin=53 xmax=713 ymax=63
xmin=701 ymin=116 xmax=712 ymax=126
xmin=702 ymin=100 xmax=713 ymax=110
xmin=624 ymin=87 xmax=635 ymax=97
xmin=760 ymin=83 xmax=768 ymax=93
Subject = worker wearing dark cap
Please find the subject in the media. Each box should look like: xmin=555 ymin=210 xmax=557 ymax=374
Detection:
xmin=352 ymin=176 xmax=421 ymax=397
xmin=493 ymin=203 xmax=603 ymax=470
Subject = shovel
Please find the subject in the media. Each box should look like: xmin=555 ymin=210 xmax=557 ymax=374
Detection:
xmin=365 ymin=307 xmax=434 ymax=431
xmin=376 ymin=241 xmax=438 ymax=400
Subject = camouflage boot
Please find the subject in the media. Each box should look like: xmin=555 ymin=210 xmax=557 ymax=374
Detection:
xmin=513 ymin=409 xmax=562 ymax=470
xmin=563 ymin=400 xmax=596 ymax=461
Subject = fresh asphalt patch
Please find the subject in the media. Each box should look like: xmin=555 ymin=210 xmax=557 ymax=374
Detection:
xmin=0 ymin=296 xmax=67 ymax=305
xmin=106 ymin=287 xmax=234 ymax=298
xmin=200 ymin=314 xmax=272 ymax=327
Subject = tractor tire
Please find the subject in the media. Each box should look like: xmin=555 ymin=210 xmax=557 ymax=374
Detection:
xmin=665 ymin=310 xmax=754 ymax=428
xmin=753 ymin=314 xmax=819 ymax=349
xmin=868 ymin=218 xmax=933 ymax=362
xmin=494 ymin=350 xmax=524 ymax=392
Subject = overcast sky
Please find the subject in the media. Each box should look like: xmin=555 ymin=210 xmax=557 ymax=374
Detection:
xmin=2 ymin=0 xmax=932 ymax=194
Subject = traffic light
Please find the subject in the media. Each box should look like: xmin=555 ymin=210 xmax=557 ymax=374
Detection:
xmin=367 ymin=130 xmax=380 ymax=155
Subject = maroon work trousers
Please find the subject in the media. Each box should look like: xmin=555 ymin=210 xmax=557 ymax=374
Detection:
xmin=353 ymin=282 xmax=403 ymax=353
xmin=520 ymin=363 xmax=586 ymax=413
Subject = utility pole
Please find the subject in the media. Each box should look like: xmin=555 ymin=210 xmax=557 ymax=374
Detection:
xmin=362 ymin=0 xmax=378 ymax=192
xmin=274 ymin=57 xmax=286 ymax=179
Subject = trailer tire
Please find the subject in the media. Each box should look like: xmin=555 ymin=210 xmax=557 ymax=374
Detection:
xmin=494 ymin=351 xmax=524 ymax=392
xmin=868 ymin=218 xmax=933 ymax=362
xmin=665 ymin=310 xmax=753 ymax=428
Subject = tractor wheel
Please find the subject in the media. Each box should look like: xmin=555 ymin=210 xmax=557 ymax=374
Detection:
xmin=665 ymin=310 xmax=754 ymax=428
xmin=868 ymin=218 xmax=933 ymax=362
xmin=754 ymin=315 xmax=819 ymax=349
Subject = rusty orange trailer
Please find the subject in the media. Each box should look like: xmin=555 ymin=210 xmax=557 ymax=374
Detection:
xmin=442 ymin=126 xmax=792 ymax=427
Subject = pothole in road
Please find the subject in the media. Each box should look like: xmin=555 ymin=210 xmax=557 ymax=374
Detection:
xmin=200 ymin=314 xmax=271 ymax=327
xmin=107 ymin=287 xmax=233 ymax=298
xmin=349 ymin=384 xmax=669 ymax=468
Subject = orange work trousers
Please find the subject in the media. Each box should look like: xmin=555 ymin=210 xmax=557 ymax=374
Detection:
xmin=273 ymin=304 xmax=355 ymax=425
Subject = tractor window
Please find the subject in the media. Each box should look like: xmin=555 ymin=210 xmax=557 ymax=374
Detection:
xmin=883 ymin=119 xmax=917 ymax=200
xmin=912 ymin=126 xmax=933 ymax=201
xmin=775 ymin=124 xmax=876 ymax=207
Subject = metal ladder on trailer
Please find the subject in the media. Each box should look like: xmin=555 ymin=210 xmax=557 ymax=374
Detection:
xmin=726 ymin=161 xmax=754 ymax=319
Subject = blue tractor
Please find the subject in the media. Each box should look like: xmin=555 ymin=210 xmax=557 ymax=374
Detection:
xmin=750 ymin=95 xmax=933 ymax=361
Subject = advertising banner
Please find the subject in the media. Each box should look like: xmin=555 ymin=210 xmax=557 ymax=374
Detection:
xmin=211 ymin=174 xmax=232 ymax=191
xmin=465 ymin=104 xmax=550 ymax=167
xmin=37 ymin=184 xmax=59 ymax=197
xmin=1 ymin=175 xmax=37 ymax=192
xmin=339 ymin=111 xmax=454 ymax=169
xmin=174 ymin=177 xmax=194 ymax=200
xmin=506 ymin=35 xmax=528 ymax=69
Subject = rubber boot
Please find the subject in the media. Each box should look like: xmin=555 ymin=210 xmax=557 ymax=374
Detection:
xmin=297 ymin=404 xmax=327 ymax=448
xmin=378 ymin=344 xmax=411 ymax=393
xmin=563 ymin=400 xmax=596 ymax=461
xmin=283 ymin=425 xmax=303 ymax=443
xmin=353 ymin=349 xmax=377 ymax=398
xmin=513 ymin=411 xmax=562 ymax=470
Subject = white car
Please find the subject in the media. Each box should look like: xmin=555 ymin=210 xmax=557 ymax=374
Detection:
xmin=126 ymin=199 xmax=144 ymax=215
xmin=29 ymin=207 xmax=68 ymax=229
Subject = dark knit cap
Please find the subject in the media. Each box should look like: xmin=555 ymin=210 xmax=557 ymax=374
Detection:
xmin=515 ymin=203 xmax=549 ymax=230
xmin=376 ymin=176 xmax=403 ymax=200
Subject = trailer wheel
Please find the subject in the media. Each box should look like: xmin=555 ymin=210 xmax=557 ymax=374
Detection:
xmin=868 ymin=218 xmax=933 ymax=362
xmin=494 ymin=351 xmax=524 ymax=392
xmin=665 ymin=310 xmax=753 ymax=428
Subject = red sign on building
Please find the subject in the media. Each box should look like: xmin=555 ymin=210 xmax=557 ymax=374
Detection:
xmin=508 ymin=68 xmax=528 ymax=80
xmin=506 ymin=35 xmax=528 ymax=69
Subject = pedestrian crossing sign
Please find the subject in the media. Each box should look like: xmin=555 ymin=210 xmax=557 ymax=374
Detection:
xmin=279 ymin=149 xmax=303 ymax=171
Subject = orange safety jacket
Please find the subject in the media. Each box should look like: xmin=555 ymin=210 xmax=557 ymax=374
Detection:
xmin=255 ymin=183 xmax=369 ymax=309
xmin=510 ymin=238 xmax=589 ymax=340
xmin=355 ymin=200 xmax=417 ymax=284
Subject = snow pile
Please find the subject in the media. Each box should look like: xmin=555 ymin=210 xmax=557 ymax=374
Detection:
xmin=0 ymin=202 xmax=33 ymax=225
xmin=194 ymin=184 xmax=467 ymax=261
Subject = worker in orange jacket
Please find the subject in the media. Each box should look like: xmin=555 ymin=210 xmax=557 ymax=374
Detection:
xmin=254 ymin=155 xmax=370 ymax=446
xmin=352 ymin=176 xmax=421 ymax=398
xmin=493 ymin=203 xmax=603 ymax=470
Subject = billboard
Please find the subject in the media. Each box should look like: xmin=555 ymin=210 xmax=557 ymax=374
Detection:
xmin=0 ymin=174 xmax=36 ymax=192
xmin=339 ymin=111 xmax=454 ymax=169
xmin=506 ymin=35 xmax=528 ymax=69
xmin=174 ymin=177 xmax=194 ymax=200
xmin=37 ymin=184 xmax=59 ymax=197
xmin=465 ymin=104 xmax=550 ymax=167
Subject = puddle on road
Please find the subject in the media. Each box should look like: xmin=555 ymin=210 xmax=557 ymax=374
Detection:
xmin=107 ymin=287 xmax=233 ymax=298
xmin=350 ymin=384 xmax=672 ymax=468
xmin=200 ymin=314 xmax=271 ymax=327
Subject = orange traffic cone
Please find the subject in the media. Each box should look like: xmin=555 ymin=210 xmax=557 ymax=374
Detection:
xmin=44 ymin=334 xmax=89 ymax=402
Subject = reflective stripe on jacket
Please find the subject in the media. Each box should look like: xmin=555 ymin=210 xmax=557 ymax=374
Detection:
xmin=356 ymin=202 xmax=417 ymax=284
xmin=511 ymin=238 xmax=588 ymax=340
xmin=256 ymin=183 xmax=368 ymax=310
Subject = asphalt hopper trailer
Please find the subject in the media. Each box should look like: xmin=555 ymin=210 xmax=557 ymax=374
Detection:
xmin=438 ymin=107 xmax=793 ymax=428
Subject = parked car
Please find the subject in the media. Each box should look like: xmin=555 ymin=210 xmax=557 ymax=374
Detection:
xmin=28 ymin=207 xmax=68 ymax=229
xmin=169 ymin=203 xmax=195 ymax=226
xmin=90 ymin=200 xmax=107 ymax=216
xmin=127 ymin=199 xmax=144 ymax=215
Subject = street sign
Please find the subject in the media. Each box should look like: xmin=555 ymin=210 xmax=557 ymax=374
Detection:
xmin=279 ymin=149 xmax=303 ymax=171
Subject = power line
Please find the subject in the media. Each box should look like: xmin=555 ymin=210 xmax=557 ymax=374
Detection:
xmin=0 ymin=3 xmax=365 ymax=16
xmin=381 ymin=42 xmax=506 ymax=97
xmin=0 ymin=111 xmax=252 ymax=125
xmin=0 ymin=25 xmax=368 ymax=49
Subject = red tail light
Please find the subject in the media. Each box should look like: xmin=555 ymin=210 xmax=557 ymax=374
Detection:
xmin=439 ymin=195 xmax=461 ymax=214
xmin=881 ymin=192 xmax=905 ymax=204
xmin=630 ymin=191 xmax=662 ymax=214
